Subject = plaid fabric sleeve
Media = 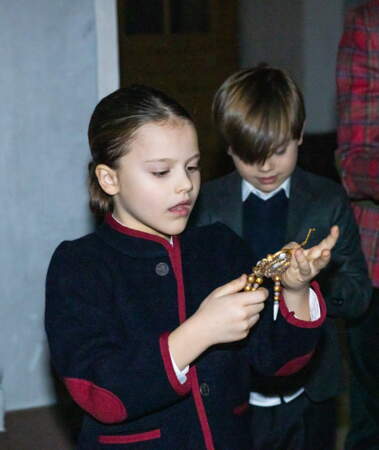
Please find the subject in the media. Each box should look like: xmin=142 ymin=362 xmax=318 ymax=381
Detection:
xmin=336 ymin=4 xmax=379 ymax=203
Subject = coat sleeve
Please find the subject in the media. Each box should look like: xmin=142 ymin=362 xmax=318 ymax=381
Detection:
xmin=45 ymin=242 xmax=191 ymax=425
xmin=315 ymin=187 xmax=372 ymax=319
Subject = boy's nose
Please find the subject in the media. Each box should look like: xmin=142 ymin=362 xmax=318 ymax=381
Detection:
xmin=259 ymin=159 xmax=274 ymax=172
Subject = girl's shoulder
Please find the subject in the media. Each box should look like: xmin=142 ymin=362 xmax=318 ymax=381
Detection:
xmin=48 ymin=231 xmax=107 ymax=273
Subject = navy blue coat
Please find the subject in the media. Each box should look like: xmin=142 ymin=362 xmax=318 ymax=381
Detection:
xmin=45 ymin=215 xmax=326 ymax=449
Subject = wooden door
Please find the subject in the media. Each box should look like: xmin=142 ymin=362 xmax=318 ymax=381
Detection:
xmin=117 ymin=0 xmax=238 ymax=180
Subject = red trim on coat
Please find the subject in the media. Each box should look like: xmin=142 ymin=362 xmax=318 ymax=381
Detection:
xmin=106 ymin=213 xmax=216 ymax=449
xmin=191 ymin=367 xmax=215 ymax=450
xmin=63 ymin=377 xmax=127 ymax=424
xmin=98 ymin=429 xmax=161 ymax=444
xmin=159 ymin=332 xmax=192 ymax=396
xmin=105 ymin=213 xmax=173 ymax=251
xmin=233 ymin=401 xmax=249 ymax=415
xmin=274 ymin=351 xmax=314 ymax=376
xmin=279 ymin=281 xmax=326 ymax=328
xmin=168 ymin=236 xmax=187 ymax=323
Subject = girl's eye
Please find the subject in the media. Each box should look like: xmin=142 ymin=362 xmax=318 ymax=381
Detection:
xmin=152 ymin=170 xmax=169 ymax=177
xmin=275 ymin=148 xmax=286 ymax=156
xmin=187 ymin=165 xmax=200 ymax=172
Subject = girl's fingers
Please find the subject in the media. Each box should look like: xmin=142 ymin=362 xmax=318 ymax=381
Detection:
xmin=241 ymin=287 xmax=269 ymax=305
xmin=293 ymin=248 xmax=312 ymax=277
xmin=320 ymin=225 xmax=339 ymax=250
xmin=304 ymin=225 xmax=339 ymax=259
xmin=312 ymin=249 xmax=331 ymax=271
xmin=212 ymin=274 xmax=247 ymax=298
xmin=247 ymin=314 xmax=261 ymax=328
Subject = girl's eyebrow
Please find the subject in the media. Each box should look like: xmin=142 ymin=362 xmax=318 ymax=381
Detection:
xmin=144 ymin=153 xmax=200 ymax=163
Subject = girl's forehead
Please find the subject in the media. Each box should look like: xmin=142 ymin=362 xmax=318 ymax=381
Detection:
xmin=126 ymin=120 xmax=199 ymax=160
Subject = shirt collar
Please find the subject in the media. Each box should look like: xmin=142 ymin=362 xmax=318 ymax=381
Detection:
xmin=242 ymin=177 xmax=291 ymax=201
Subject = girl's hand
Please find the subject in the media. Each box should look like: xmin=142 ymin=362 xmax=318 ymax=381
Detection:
xmin=168 ymin=275 xmax=268 ymax=370
xmin=195 ymin=274 xmax=268 ymax=346
xmin=281 ymin=225 xmax=339 ymax=292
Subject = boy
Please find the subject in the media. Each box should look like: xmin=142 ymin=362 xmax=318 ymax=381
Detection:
xmin=191 ymin=65 xmax=371 ymax=449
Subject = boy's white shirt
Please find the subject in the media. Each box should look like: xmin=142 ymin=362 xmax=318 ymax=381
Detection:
xmin=171 ymin=177 xmax=321 ymax=395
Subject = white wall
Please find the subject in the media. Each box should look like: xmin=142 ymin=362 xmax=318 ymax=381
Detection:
xmin=0 ymin=0 xmax=116 ymax=422
xmin=0 ymin=0 xmax=98 ymax=415
xmin=239 ymin=0 xmax=345 ymax=132
xmin=302 ymin=0 xmax=344 ymax=132
xmin=238 ymin=0 xmax=304 ymax=86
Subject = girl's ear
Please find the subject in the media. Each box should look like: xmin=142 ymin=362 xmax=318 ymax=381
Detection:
xmin=95 ymin=164 xmax=119 ymax=196
xmin=227 ymin=146 xmax=233 ymax=156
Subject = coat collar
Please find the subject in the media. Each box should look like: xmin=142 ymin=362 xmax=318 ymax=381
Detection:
xmin=95 ymin=214 xmax=179 ymax=258
xmin=286 ymin=167 xmax=316 ymax=242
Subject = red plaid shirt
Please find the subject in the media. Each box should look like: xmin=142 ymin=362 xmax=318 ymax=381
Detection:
xmin=336 ymin=0 xmax=379 ymax=287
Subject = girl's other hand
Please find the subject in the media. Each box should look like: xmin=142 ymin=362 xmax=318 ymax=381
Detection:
xmin=281 ymin=225 xmax=339 ymax=292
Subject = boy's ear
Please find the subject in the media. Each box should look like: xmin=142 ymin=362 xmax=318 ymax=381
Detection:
xmin=95 ymin=164 xmax=119 ymax=196
xmin=298 ymin=124 xmax=305 ymax=146
xmin=227 ymin=146 xmax=233 ymax=156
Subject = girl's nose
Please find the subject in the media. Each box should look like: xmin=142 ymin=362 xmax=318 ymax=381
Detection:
xmin=176 ymin=172 xmax=193 ymax=193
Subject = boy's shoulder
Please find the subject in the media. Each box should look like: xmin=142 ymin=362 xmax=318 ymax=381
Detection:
xmin=185 ymin=221 xmax=241 ymax=244
xmin=292 ymin=167 xmax=346 ymax=200
xmin=201 ymin=170 xmax=240 ymax=196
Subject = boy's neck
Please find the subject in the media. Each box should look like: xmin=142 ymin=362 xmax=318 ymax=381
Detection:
xmin=241 ymin=177 xmax=291 ymax=202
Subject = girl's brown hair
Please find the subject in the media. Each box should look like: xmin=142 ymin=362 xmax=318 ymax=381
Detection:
xmin=88 ymin=85 xmax=193 ymax=219
xmin=212 ymin=64 xmax=305 ymax=165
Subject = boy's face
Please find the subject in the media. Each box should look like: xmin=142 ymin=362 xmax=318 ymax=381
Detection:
xmin=229 ymin=138 xmax=301 ymax=193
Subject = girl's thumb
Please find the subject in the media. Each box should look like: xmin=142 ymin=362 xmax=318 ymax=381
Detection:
xmin=213 ymin=274 xmax=247 ymax=298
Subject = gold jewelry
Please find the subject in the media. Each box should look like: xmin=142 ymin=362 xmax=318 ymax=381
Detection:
xmin=244 ymin=229 xmax=316 ymax=302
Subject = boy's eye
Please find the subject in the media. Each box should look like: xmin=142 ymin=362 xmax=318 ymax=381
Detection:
xmin=275 ymin=148 xmax=286 ymax=156
xmin=152 ymin=170 xmax=169 ymax=177
xmin=187 ymin=165 xmax=200 ymax=172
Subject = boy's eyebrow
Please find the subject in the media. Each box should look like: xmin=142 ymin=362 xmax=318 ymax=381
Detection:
xmin=144 ymin=153 xmax=200 ymax=163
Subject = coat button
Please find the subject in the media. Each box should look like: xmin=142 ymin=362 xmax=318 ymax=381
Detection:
xmin=332 ymin=298 xmax=344 ymax=306
xmin=155 ymin=262 xmax=169 ymax=276
xmin=200 ymin=382 xmax=210 ymax=397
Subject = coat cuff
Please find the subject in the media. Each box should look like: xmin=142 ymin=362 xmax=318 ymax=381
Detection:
xmin=279 ymin=281 xmax=326 ymax=328
xmin=159 ymin=332 xmax=192 ymax=396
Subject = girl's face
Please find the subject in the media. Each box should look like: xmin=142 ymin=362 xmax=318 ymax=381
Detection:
xmin=98 ymin=120 xmax=200 ymax=240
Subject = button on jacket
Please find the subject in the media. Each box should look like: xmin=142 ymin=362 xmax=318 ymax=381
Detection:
xmin=45 ymin=216 xmax=326 ymax=449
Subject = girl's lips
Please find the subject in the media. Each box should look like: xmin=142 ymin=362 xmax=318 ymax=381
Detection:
xmin=168 ymin=201 xmax=192 ymax=216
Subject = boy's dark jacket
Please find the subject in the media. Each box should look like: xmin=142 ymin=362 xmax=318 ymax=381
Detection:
xmin=191 ymin=167 xmax=372 ymax=402
xmin=46 ymin=217 xmax=326 ymax=450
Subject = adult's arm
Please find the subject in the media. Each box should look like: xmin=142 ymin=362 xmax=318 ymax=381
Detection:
xmin=336 ymin=5 xmax=379 ymax=202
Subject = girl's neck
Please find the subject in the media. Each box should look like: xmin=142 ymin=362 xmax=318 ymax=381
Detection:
xmin=110 ymin=213 xmax=174 ymax=245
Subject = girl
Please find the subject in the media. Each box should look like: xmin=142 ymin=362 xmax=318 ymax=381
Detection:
xmin=45 ymin=85 xmax=337 ymax=449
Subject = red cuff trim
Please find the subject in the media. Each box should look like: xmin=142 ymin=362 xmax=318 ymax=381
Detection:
xmin=279 ymin=281 xmax=327 ymax=328
xmin=63 ymin=377 xmax=127 ymax=424
xmin=159 ymin=332 xmax=192 ymax=396
xmin=233 ymin=401 xmax=249 ymax=415
xmin=275 ymin=351 xmax=314 ymax=376
xmin=99 ymin=429 xmax=161 ymax=444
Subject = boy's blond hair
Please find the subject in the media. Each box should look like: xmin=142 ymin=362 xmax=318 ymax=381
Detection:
xmin=213 ymin=64 xmax=305 ymax=164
